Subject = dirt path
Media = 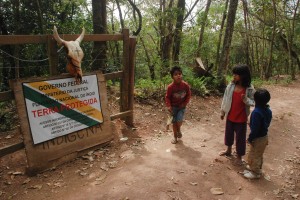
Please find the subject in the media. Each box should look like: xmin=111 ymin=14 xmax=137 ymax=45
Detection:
xmin=1 ymin=79 xmax=300 ymax=200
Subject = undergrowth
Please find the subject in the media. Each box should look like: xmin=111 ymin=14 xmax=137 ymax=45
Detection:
xmin=0 ymin=101 xmax=19 ymax=132
xmin=134 ymin=74 xmax=296 ymax=103
xmin=134 ymin=75 xmax=217 ymax=102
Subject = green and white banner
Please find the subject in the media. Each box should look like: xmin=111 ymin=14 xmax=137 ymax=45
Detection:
xmin=22 ymin=75 xmax=103 ymax=144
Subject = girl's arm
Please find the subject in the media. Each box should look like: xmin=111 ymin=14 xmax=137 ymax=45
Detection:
xmin=220 ymin=85 xmax=230 ymax=117
xmin=243 ymin=87 xmax=255 ymax=106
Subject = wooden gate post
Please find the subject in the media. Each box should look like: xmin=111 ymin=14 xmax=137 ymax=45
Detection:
xmin=47 ymin=35 xmax=59 ymax=75
xmin=126 ymin=36 xmax=137 ymax=126
xmin=120 ymin=29 xmax=130 ymax=119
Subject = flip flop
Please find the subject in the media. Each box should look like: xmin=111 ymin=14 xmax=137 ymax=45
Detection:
xmin=239 ymin=169 xmax=251 ymax=175
xmin=177 ymin=132 xmax=182 ymax=138
xmin=234 ymin=159 xmax=246 ymax=166
xmin=219 ymin=151 xmax=232 ymax=156
xmin=171 ymin=139 xmax=178 ymax=144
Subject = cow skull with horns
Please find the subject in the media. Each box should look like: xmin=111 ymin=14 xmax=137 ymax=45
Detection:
xmin=53 ymin=26 xmax=85 ymax=83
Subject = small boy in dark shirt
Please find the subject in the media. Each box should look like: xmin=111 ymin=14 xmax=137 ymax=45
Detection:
xmin=244 ymin=88 xmax=272 ymax=179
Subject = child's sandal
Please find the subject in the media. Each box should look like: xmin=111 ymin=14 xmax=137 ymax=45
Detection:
xmin=219 ymin=151 xmax=232 ymax=156
xmin=177 ymin=132 xmax=182 ymax=138
xmin=171 ymin=139 xmax=178 ymax=144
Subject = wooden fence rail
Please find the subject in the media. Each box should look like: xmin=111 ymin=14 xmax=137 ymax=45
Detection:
xmin=0 ymin=29 xmax=136 ymax=157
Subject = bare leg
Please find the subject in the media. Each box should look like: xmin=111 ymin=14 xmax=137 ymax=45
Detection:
xmin=171 ymin=123 xmax=178 ymax=144
xmin=177 ymin=121 xmax=183 ymax=138
xmin=236 ymin=154 xmax=243 ymax=164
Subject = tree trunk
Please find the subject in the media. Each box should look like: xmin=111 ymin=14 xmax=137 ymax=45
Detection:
xmin=160 ymin=0 xmax=174 ymax=77
xmin=109 ymin=2 xmax=121 ymax=75
xmin=249 ymin=20 xmax=255 ymax=73
xmin=254 ymin=37 xmax=259 ymax=73
xmin=35 ymin=0 xmax=44 ymax=34
xmin=116 ymin=0 xmax=125 ymax=29
xmin=140 ymin=37 xmax=155 ymax=80
xmin=92 ymin=0 xmax=107 ymax=72
xmin=0 ymin=8 xmax=15 ymax=89
xmin=217 ymin=0 xmax=239 ymax=90
xmin=265 ymin=0 xmax=277 ymax=80
xmin=127 ymin=0 xmax=142 ymax=36
xmin=260 ymin=3 xmax=266 ymax=79
xmin=196 ymin=0 xmax=211 ymax=57
xmin=279 ymin=34 xmax=300 ymax=76
xmin=172 ymin=0 xmax=185 ymax=62
xmin=183 ymin=0 xmax=200 ymax=21
xmin=13 ymin=0 xmax=20 ymax=79
xmin=288 ymin=0 xmax=300 ymax=79
xmin=215 ymin=0 xmax=229 ymax=72
xmin=241 ymin=0 xmax=251 ymax=70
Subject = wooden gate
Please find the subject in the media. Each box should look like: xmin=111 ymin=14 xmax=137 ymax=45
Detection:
xmin=0 ymin=29 xmax=136 ymax=174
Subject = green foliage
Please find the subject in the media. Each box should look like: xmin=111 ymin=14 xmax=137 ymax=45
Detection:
xmin=0 ymin=102 xmax=18 ymax=131
xmin=251 ymin=78 xmax=266 ymax=88
xmin=134 ymin=76 xmax=171 ymax=100
xmin=185 ymin=76 xmax=210 ymax=96
xmin=134 ymin=74 xmax=217 ymax=101
xmin=223 ymin=74 xmax=293 ymax=89
xmin=252 ymin=75 xmax=293 ymax=88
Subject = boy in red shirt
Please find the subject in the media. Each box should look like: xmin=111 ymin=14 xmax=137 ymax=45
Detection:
xmin=165 ymin=66 xmax=191 ymax=144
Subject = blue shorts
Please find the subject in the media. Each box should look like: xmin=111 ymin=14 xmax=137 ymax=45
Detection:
xmin=171 ymin=107 xmax=186 ymax=123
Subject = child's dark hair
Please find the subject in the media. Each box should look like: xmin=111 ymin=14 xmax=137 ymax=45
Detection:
xmin=232 ymin=64 xmax=251 ymax=87
xmin=254 ymin=88 xmax=271 ymax=107
xmin=170 ymin=66 xmax=182 ymax=76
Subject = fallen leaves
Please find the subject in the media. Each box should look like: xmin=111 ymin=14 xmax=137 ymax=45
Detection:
xmin=189 ymin=182 xmax=198 ymax=186
xmin=22 ymin=178 xmax=31 ymax=185
xmin=28 ymin=185 xmax=42 ymax=190
xmin=210 ymin=187 xmax=224 ymax=195
xmin=95 ymin=174 xmax=107 ymax=185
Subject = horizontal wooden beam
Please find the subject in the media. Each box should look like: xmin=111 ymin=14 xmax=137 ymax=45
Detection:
xmin=50 ymin=34 xmax=123 ymax=42
xmin=0 ymin=91 xmax=14 ymax=101
xmin=110 ymin=110 xmax=133 ymax=121
xmin=0 ymin=142 xmax=24 ymax=157
xmin=84 ymin=34 xmax=123 ymax=42
xmin=0 ymin=34 xmax=123 ymax=45
xmin=104 ymin=71 xmax=123 ymax=80
xmin=0 ymin=35 xmax=48 ymax=44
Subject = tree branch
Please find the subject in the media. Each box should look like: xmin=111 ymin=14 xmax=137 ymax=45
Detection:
xmin=183 ymin=0 xmax=200 ymax=21
xmin=127 ymin=0 xmax=142 ymax=36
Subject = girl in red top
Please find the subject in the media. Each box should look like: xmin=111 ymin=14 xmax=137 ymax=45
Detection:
xmin=165 ymin=66 xmax=191 ymax=144
xmin=220 ymin=65 xmax=255 ymax=164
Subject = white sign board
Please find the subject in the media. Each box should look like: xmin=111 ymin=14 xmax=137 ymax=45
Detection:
xmin=22 ymin=75 xmax=103 ymax=144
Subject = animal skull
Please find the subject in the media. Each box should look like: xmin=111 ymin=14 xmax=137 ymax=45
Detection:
xmin=53 ymin=26 xmax=85 ymax=83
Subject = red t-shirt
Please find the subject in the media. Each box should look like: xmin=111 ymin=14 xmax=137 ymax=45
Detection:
xmin=165 ymin=81 xmax=191 ymax=108
xmin=227 ymin=89 xmax=247 ymax=123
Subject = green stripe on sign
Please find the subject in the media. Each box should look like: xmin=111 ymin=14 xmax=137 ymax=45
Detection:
xmin=23 ymin=84 xmax=99 ymax=127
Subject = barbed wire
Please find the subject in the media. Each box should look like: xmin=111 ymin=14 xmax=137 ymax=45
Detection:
xmin=0 ymin=48 xmax=49 ymax=62
xmin=0 ymin=46 xmax=65 ymax=64
xmin=0 ymin=57 xmax=123 ymax=69
xmin=0 ymin=40 xmax=123 ymax=68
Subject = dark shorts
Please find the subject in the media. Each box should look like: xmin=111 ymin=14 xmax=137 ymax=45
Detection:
xmin=171 ymin=107 xmax=186 ymax=123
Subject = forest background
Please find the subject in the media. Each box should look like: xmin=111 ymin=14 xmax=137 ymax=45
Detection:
xmin=0 ymin=0 xmax=299 ymax=131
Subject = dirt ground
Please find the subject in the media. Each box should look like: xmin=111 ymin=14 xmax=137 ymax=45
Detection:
xmin=1 ymin=78 xmax=300 ymax=200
